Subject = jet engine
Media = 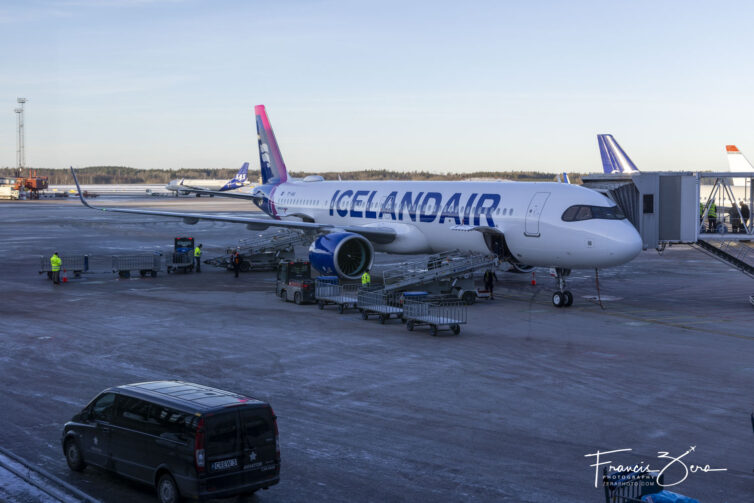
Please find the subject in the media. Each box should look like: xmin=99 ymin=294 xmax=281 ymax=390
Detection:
xmin=308 ymin=232 xmax=374 ymax=280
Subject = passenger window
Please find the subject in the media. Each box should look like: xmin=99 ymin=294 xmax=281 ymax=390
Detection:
xmin=91 ymin=393 xmax=116 ymax=422
xmin=116 ymin=396 xmax=152 ymax=430
xmin=148 ymin=405 xmax=196 ymax=442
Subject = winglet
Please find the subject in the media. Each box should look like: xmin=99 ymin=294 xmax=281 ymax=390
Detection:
xmin=70 ymin=167 xmax=95 ymax=209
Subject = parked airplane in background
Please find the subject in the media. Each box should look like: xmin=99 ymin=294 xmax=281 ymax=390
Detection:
xmin=72 ymin=106 xmax=643 ymax=307
xmin=598 ymin=134 xmax=640 ymax=174
xmin=165 ymin=162 xmax=251 ymax=195
xmin=725 ymin=145 xmax=754 ymax=188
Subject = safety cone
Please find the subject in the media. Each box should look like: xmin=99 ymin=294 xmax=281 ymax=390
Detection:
xmin=62 ymin=269 xmax=68 ymax=283
xmin=531 ymin=271 xmax=536 ymax=286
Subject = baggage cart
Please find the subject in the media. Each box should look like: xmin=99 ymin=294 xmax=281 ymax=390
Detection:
xmin=39 ymin=255 xmax=89 ymax=278
xmin=315 ymin=276 xmax=360 ymax=313
xmin=602 ymin=468 xmax=664 ymax=502
xmin=112 ymin=254 xmax=161 ymax=278
xmin=357 ymin=288 xmax=403 ymax=323
xmin=166 ymin=252 xmax=193 ymax=273
xmin=403 ymin=298 xmax=467 ymax=336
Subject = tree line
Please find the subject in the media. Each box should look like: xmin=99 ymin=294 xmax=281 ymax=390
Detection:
xmin=0 ymin=166 xmax=584 ymax=184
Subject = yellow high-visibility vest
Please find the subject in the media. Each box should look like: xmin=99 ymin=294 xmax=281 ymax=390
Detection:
xmin=194 ymin=246 xmax=202 ymax=257
xmin=361 ymin=272 xmax=371 ymax=285
xmin=708 ymin=203 xmax=717 ymax=218
xmin=50 ymin=255 xmax=61 ymax=272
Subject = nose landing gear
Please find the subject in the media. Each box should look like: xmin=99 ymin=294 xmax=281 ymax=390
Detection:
xmin=552 ymin=268 xmax=573 ymax=308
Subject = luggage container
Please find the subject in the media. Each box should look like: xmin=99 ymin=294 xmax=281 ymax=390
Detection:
xmin=39 ymin=255 xmax=89 ymax=278
xmin=315 ymin=276 xmax=360 ymax=313
xmin=357 ymin=288 xmax=403 ymax=323
xmin=112 ymin=254 xmax=161 ymax=278
xmin=403 ymin=297 xmax=467 ymax=336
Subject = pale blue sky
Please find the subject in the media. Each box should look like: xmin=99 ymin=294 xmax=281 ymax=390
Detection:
xmin=1 ymin=0 xmax=753 ymax=173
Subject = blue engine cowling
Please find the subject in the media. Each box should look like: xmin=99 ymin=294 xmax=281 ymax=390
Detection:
xmin=308 ymin=232 xmax=374 ymax=280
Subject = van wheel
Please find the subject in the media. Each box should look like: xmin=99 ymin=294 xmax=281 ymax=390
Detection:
xmin=157 ymin=473 xmax=181 ymax=503
xmin=279 ymin=290 xmax=287 ymax=302
xmin=294 ymin=291 xmax=302 ymax=305
xmin=64 ymin=438 xmax=86 ymax=472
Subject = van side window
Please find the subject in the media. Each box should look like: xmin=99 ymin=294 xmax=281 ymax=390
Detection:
xmin=148 ymin=405 xmax=197 ymax=442
xmin=91 ymin=393 xmax=116 ymax=422
xmin=115 ymin=396 xmax=152 ymax=431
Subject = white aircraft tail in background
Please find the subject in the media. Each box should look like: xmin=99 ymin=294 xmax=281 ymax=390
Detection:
xmin=725 ymin=145 xmax=754 ymax=187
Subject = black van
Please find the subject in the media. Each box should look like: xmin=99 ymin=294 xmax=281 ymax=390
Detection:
xmin=61 ymin=381 xmax=280 ymax=503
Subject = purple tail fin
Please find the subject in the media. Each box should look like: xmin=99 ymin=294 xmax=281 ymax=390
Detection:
xmin=255 ymin=105 xmax=288 ymax=185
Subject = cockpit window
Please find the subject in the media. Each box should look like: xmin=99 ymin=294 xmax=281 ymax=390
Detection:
xmin=561 ymin=204 xmax=625 ymax=222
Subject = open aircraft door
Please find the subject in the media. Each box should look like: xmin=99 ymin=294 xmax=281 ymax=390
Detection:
xmin=524 ymin=192 xmax=550 ymax=237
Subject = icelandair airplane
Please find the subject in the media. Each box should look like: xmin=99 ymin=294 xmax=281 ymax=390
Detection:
xmin=72 ymin=106 xmax=643 ymax=307
xmin=165 ymin=162 xmax=251 ymax=195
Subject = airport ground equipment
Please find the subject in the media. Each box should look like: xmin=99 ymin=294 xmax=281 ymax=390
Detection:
xmin=403 ymin=297 xmax=467 ymax=336
xmin=315 ymin=276 xmax=360 ymax=313
xmin=357 ymin=287 xmax=403 ymax=323
xmin=692 ymin=239 xmax=754 ymax=279
xmin=602 ymin=468 xmax=664 ymax=503
xmin=39 ymin=255 xmax=89 ymax=278
xmin=277 ymin=259 xmax=315 ymax=304
xmin=112 ymin=254 xmax=161 ymax=278
xmin=166 ymin=236 xmax=195 ymax=274
xmin=381 ymin=251 xmax=497 ymax=305
xmin=206 ymin=230 xmax=308 ymax=272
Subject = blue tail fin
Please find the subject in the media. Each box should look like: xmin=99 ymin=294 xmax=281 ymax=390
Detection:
xmin=256 ymin=105 xmax=288 ymax=185
xmin=598 ymin=134 xmax=640 ymax=174
xmin=220 ymin=162 xmax=249 ymax=191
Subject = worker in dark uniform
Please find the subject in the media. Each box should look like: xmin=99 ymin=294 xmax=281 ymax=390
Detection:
xmin=740 ymin=201 xmax=750 ymax=232
xmin=483 ymin=269 xmax=498 ymax=300
xmin=232 ymin=249 xmax=242 ymax=278
xmin=729 ymin=203 xmax=741 ymax=234
xmin=50 ymin=252 xmax=62 ymax=285
xmin=194 ymin=244 xmax=202 ymax=273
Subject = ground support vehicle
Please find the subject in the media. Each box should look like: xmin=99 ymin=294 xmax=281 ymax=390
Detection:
xmin=315 ymin=276 xmax=360 ymax=313
xmin=61 ymin=381 xmax=279 ymax=503
xmin=167 ymin=237 xmax=195 ymax=274
xmin=403 ymin=298 xmax=467 ymax=336
xmin=112 ymin=254 xmax=161 ymax=278
xmin=166 ymin=252 xmax=193 ymax=274
xmin=206 ymin=230 xmax=309 ymax=273
xmin=276 ymin=260 xmax=315 ymax=304
xmin=381 ymin=251 xmax=497 ymax=305
xmin=39 ymin=255 xmax=89 ymax=279
xmin=602 ymin=468 xmax=664 ymax=502
xmin=357 ymin=287 xmax=403 ymax=323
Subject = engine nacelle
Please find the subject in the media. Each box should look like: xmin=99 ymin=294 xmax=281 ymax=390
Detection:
xmin=308 ymin=232 xmax=374 ymax=280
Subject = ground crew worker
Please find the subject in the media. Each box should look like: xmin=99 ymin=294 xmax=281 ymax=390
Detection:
xmin=729 ymin=203 xmax=741 ymax=234
xmin=361 ymin=270 xmax=371 ymax=286
xmin=740 ymin=201 xmax=750 ymax=232
xmin=707 ymin=200 xmax=717 ymax=233
xmin=194 ymin=244 xmax=202 ymax=273
xmin=50 ymin=252 xmax=62 ymax=285
xmin=232 ymin=249 xmax=242 ymax=278
xmin=483 ymin=269 xmax=498 ymax=300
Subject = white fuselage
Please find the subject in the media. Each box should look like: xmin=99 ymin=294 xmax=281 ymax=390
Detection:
xmin=166 ymin=179 xmax=250 ymax=192
xmin=261 ymin=179 xmax=643 ymax=269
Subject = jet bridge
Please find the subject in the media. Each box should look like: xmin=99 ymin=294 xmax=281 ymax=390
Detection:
xmin=581 ymin=171 xmax=754 ymax=278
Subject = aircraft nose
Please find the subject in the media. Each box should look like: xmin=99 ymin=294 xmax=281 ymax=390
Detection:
xmin=611 ymin=224 xmax=643 ymax=263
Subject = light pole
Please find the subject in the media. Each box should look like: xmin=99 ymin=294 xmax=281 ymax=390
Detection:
xmin=15 ymin=97 xmax=26 ymax=171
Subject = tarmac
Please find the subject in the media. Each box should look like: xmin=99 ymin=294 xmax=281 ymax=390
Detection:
xmin=0 ymin=197 xmax=752 ymax=502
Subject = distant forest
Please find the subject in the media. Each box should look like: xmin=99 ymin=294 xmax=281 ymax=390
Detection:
xmin=1 ymin=166 xmax=584 ymax=184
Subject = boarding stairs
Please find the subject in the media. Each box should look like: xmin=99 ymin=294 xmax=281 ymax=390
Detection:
xmin=694 ymin=239 xmax=754 ymax=279
xmin=381 ymin=250 xmax=498 ymax=292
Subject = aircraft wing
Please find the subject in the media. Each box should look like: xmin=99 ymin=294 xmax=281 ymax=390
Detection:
xmin=168 ymin=187 xmax=257 ymax=200
xmin=70 ymin=168 xmax=396 ymax=241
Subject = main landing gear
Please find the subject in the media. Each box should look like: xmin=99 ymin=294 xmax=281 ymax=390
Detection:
xmin=552 ymin=268 xmax=573 ymax=308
